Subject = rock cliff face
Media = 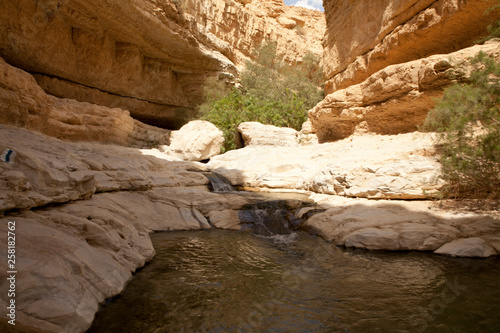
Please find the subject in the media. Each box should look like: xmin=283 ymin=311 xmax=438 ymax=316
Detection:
xmin=310 ymin=41 xmax=500 ymax=142
xmin=0 ymin=56 xmax=170 ymax=147
xmin=2 ymin=1 xmax=500 ymax=332
xmin=181 ymin=0 xmax=325 ymax=70
xmin=0 ymin=0 xmax=324 ymax=129
xmin=322 ymin=0 xmax=499 ymax=93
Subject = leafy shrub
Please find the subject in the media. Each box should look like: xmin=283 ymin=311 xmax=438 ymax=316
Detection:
xmin=422 ymin=52 xmax=500 ymax=198
xmin=198 ymin=42 xmax=324 ymax=152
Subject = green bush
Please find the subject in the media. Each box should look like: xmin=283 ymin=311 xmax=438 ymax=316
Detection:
xmin=422 ymin=52 xmax=500 ymax=198
xmin=198 ymin=42 xmax=324 ymax=152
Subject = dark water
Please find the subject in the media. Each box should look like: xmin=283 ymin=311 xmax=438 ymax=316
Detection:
xmin=89 ymin=230 xmax=500 ymax=333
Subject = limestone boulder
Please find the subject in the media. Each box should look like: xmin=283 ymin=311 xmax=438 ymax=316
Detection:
xmin=434 ymin=238 xmax=498 ymax=257
xmin=303 ymin=194 xmax=500 ymax=255
xmin=297 ymin=119 xmax=319 ymax=145
xmin=309 ymin=41 xmax=500 ymax=142
xmin=208 ymin=131 xmax=442 ymax=199
xmin=323 ymin=0 xmax=499 ymax=93
xmin=238 ymin=122 xmax=299 ymax=147
xmin=163 ymin=120 xmax=224 ymax=161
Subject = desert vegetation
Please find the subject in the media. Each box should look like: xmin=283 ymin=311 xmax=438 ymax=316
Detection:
xmin=198 ymin=42 xmax=324 ymax=152
xmin=422 ymin=51 xmax=500 ymax=199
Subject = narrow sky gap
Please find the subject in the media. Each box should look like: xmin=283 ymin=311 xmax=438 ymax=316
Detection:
xmin=284 ymin=0 xmax=324 ymax=12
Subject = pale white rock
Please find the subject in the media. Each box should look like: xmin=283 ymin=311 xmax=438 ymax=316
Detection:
xmin=164 ymin=120 xmax=224 ymax=161
xmin=209 ymin=131 xmax=442 ymax=199
xmin=0 ymin=185 xmax=249 ymax=332
xmin=238 ymin=122 xmax=299 ymax=147
xmin=0 ymin=209 xmax=153 ymax=333
xmin=0 ymin=124 xmax=208 ymax=212
xmin=304 ymin=194 xmax=500 ymax=253
xmin=208 ymin=209 xmax=243 ymax=229
xmin=435 ymin=238 xmax=497 ymax=257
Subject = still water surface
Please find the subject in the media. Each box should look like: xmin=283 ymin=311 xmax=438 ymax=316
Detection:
xmin=89 ymin=230 xmax=500 ymax=333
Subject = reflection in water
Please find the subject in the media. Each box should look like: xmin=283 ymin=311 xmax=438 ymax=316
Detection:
xmin=89 ymin=230 xmax=500 ymax=333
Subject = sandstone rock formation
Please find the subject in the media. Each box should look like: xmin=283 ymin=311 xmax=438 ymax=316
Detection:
xmin=182 ymin=0 xmax=325 ymax=69
xmin=162 ymin=120 xmax=224 ymax=161
xmin=0 ymin=56 xmax=171 ymax=147
xmin=0 ymin=122 xmax=498 ymax=333
xmin=434 ymin=237 xmax=498 ymax=257
xmin=238 ymin=121 xmax=299 ymax=146
xmin=0 ymin=124 xmax=251 ymax=332
xmin=208 ymin=131 xmax=442 ymax=199
xmin=0 ymin=0 xmax=324 ymax=129
xmin=322 ymin=0 xmax=499 ymax=93
xmin=309 ymin=40 xmax=500 ymax=142
xmin=303 ymin=194 xmax=500 ymax=256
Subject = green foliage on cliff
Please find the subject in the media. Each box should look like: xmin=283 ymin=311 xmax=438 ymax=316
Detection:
xmin=198 ymin=42 xmax=324 ymax=152
xmin=422 ymin=52 xmax=500 ymax=199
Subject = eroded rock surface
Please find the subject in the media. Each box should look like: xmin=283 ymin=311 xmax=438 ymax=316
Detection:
xmin=0 ymin=125 xmax=252 ymax=333
xmin=323 ymin=0 xmax=499 ymax=93
xmin=304 ymin=194 xmax=500 ymax=257
xmin=310 ymin=41 xmax=500 ymax=142
xmin=162 ymin=120 xmax=225 ymax=161
xmin=0 ymin=0 xmax=324 ymax=128
xmin=0 ymin=57 xmax=170 ymax=147
xmin=208 ymin=131 xmax=442 ymax=199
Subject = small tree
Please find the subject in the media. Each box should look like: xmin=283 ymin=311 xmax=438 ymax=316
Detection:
xmin=422 ymin=52 xmax=500 ymax=198
xmin=199 ymin=42 xmax=324 ymax=152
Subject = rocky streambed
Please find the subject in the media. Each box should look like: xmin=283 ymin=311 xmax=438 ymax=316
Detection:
xmin=1 ymin=124 xmax=499 ymax=333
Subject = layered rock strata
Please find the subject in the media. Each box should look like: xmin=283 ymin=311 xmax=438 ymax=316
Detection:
xmin=0 ymin=0 xmax=324 ymax=128
xmin=182 ymin=0 xmax=325 ymax=70
xmin=323 ymin=0 xmax=499 ymax=93
xmin=0 ymin=124 xmax=250 ymax=333
xmin=309 ymin=40 xmax=500 ymax=142
xmin=161 ymin=120 xmax=224 ymax=161
xmin=208 ymin=131 xmax=442 ymax=200
xmin=0 ymin=56 xmax=170 ymax=147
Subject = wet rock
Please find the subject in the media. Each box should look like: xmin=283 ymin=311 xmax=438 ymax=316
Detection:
xmin=435 ymin=238 xmax=497 ymax=257
xmin=303 ymin=194 xmax=500 ymax=253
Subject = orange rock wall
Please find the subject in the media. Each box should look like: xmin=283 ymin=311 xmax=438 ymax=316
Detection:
xmin=323 ymin=0 xmax=499 ymax=93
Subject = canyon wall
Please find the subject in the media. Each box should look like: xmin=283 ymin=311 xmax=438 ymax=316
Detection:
xmin=0 ymin=0 xmax=324 ymax=130
xmin=310 ymin=41 xmax=500 ymax=142
xmin=323 ymin=0 xmax=498 ymax=93
xmin=313 ymin=0 xmax=500 ymax=142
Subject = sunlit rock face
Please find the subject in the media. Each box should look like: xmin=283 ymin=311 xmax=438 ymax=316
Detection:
xmin=322 ymin=0 xmax=499 ymax=94
xmin=309 ymin=41 xmax=500 ymax=142
xmin=0 ymin=0 xmax=324 ymax=129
